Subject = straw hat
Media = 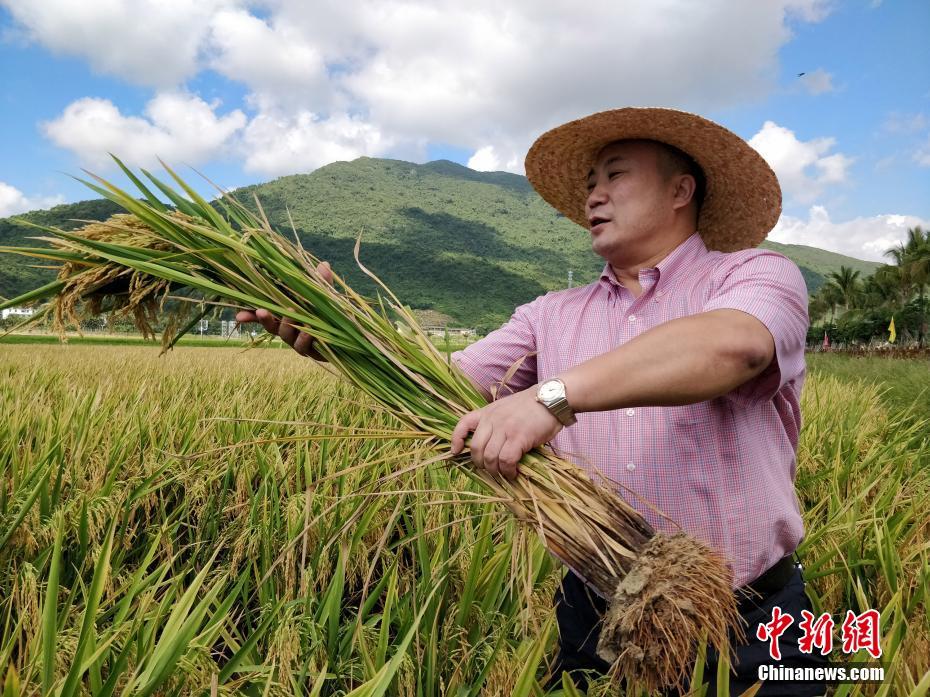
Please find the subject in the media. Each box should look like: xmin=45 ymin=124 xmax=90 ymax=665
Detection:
xmin=524 ymin=107 xmax=781 ymax=252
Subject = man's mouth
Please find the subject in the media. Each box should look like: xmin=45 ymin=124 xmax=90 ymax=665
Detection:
xmin=589 ymin=215 xmax=611 ymax=231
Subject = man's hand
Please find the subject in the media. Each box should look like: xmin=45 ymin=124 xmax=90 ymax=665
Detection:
xmin=235 ymin=261 xmax=333 ymax=359
xmin=450 ymin=386 xmax=564 ymax=480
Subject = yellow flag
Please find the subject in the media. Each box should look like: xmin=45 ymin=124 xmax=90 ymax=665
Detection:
xmin=888 ymin=316 xmax=897 ymax=343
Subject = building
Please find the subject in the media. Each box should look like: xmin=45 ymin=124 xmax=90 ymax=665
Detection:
xmin=422 ymin=326 xmax=476 ymax=338
xmin=1 ymin=307 xmax=35 ymax=320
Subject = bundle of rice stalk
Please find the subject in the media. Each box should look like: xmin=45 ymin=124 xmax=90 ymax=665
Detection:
xmin=0 ymin=157 xmax=742 ymax=692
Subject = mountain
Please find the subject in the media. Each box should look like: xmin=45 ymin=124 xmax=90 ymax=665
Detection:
xmin=760 ymin=239 xmax=880 ymax=291
xmin=0 ymin=157 xmax=881 ymax=330
xmin=0 ymin=198 xmax=124 ymax=302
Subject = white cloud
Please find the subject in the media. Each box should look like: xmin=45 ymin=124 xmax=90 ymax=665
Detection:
xmin=240 ymin=110 xmax=392 ymax=176
xmin=882 ymin=112 xmax=928 ymax=134
xmin=770 ymin=205 xmax=930 ymax=261
xmin=15 ymin=0 xmax=833 ymax=176
xmin=342 ymin=0 xmax=833 ymax=170
xmin=41 ymin=93 xmax=246 ymax=169
xmin=1 ymin=0 xmax=233 ymax=87
xmin=206 ymin=9 xmax=333 ymax=112
xmin=749 ymin=121 xmax=853 ymax=204
xmin=467 ymin=145 xmax=522 ymax=172
xmin=914 ymin=134 xmax=930 ymax=167
xmin=798 ymin=68 xmax=835 ymax=95
xmin=0 ymin=182 xmax=65 ymax=217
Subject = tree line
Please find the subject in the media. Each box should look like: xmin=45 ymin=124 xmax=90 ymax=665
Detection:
xmin=807 ymin=226 xmax=929 ymax=346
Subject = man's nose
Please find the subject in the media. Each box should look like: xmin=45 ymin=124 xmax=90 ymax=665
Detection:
xmin=586 ymin=182 xmax=608 ymax=210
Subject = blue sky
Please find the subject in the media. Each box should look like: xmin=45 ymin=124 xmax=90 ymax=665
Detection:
xmin=1 ymin=0 xmax=928 ymax=261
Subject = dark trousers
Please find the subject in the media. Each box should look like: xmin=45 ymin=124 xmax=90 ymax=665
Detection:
xmin=550 ymin=565 xmax=829 ymax=695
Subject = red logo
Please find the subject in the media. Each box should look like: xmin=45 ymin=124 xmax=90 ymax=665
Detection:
xmin=756 ymin=606 xmax=794 ymax=660
xmin=841 ymin=609 xmax=882 ymax=659
xmin=757 ymin=607 xmax=882 ymax=660
xmin=798 ymin=610 xmax=834 ymax=655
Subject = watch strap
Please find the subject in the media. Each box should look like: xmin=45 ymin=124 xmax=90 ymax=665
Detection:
xmin=536 ymin=379 xmax=577 ymax=426
xmin=547 ymin=396 xmax=577 ymax=426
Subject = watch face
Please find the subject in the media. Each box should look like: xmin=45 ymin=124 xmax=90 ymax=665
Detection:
xmin=539 ymin=380 xmax=563 ymax=401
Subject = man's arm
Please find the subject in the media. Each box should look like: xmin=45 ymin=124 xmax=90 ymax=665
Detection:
xmin=450 ymin=298 xmax=539 ymax=400
xmin=450 ymin=309 xmax=774 ymax=478
xmin=451 ymin=251 xmax=809 ymax=480
xmin=560 ymin=308 xmax=773 ymax=412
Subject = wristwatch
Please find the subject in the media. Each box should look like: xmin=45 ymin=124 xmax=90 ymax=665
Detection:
xmin=536 ymin=378 xmax=577 ymax=426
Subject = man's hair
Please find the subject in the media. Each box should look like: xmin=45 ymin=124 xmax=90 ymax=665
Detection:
xmin=651 ymin=140 xmax=707 ymax=215
xmin=614 ymin=139 xmax=706 ymax=215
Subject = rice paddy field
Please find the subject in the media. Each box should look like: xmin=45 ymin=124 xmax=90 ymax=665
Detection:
xmin=1 ymin=344 xmax=928 ymax=696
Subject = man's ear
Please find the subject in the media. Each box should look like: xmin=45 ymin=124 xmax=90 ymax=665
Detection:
xmin=671 ymin=174 xmax=697 ymax=211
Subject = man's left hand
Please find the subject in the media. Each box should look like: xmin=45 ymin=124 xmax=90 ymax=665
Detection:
xmin=450 ymin=386 xmax=564 ymax=480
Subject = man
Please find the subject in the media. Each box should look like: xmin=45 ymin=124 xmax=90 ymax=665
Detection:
xmin=239 ymin=107 xmax=827 ymax=695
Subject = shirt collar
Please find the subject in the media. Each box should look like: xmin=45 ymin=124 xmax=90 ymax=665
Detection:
xmin=598 ymin=232 xmax=708 ymax=292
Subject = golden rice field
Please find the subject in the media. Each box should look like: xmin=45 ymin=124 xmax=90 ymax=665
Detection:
xmin=1 ymin=345 xmax=928 ymax=696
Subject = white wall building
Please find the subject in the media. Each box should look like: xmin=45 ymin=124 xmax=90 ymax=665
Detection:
xmin=1 ymin=307 xmax=35 ymax=320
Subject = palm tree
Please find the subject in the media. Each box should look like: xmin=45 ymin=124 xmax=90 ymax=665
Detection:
xmin=815 ymin=282 xmax=844 ymax=324
xmin=827 ymin=265 xmax=861 ymax=312
xmin=885 ymin=226 xmax=930 ymax=346
xmin=862 ymin=265 xmax=904 ymax=309
xmin=807 ymin=294 xmax=829 ymax=324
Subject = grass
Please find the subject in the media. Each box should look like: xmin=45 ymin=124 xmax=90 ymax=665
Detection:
xmin=0 ymin=331 xmax=476 ymax=355
xmin=807 ymin=352 xmax=930 ymax=421
xmin=0 ymin=332 xmax=269 ymax=349
xmin=0 ymin=346 xmax=928 ymax=695
xmin=0 ymin=345 xmax=559 ymax=696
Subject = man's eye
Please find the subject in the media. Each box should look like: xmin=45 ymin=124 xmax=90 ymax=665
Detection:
xmin=608 ymin=170 xmax=624 ymax=178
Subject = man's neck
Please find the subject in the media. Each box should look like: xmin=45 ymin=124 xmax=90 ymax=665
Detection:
xmin=609 ymin=232 xmax=695 ymax=298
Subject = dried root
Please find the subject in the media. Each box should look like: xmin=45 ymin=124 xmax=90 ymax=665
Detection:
xmin=596 ymin=533 xmax=743 ymax=694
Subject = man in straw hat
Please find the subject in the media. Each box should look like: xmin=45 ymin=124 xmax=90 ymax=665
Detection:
xmin=445 ymin=107 xmax=828 ymax=695
xmin=239 ymin=107 xmax=828 ymax=695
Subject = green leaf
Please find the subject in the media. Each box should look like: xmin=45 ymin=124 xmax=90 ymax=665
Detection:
xmin=40 ymin=515 xmax=65 ymax=695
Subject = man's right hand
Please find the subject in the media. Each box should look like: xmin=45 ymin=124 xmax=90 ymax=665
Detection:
xmin=234 ymin=261 xmax=333 ymax=360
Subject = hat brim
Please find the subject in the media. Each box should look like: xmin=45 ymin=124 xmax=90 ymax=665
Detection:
xmin=524 ymin=107 xmax=781 ymax=252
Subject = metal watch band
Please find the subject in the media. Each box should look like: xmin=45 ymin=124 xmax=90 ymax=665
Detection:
xmin=548 ymin=396 xmax=577 ymax=426
xmin=537 ymin=379 xmax=577 ymax=426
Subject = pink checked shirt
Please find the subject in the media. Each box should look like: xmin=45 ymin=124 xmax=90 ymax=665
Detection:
xmin=452 ymin=232 xmax=810 ymax=589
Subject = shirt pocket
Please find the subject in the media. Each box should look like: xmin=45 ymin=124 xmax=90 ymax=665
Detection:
xmin=666 ymin=401 xmax=714 ymax=426
xmin=662 ymin=400 xmax=720 ymax=466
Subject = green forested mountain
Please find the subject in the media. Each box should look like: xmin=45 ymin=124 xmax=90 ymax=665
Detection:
xmin=0 ymin=157 xmax=880 ymax=329
xmin=0 ymin=198 xmax=123 ymax=302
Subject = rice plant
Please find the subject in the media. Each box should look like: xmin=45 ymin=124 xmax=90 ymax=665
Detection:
xmin=0 ymin=345 xmax=928 ymax=695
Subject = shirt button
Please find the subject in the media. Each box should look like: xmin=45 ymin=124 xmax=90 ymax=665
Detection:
xmin=626 ymin=408 xmax=635 ymax=416
xmin=626 ymin=461 xmax=636 ymax=472
xmin=628 ymin=315 xmax=637 ymax=323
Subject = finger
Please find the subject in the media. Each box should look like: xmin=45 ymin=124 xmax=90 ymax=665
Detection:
xmin=278 ymin=317 xmax=300 ymax=346
xmin=293 ymin=332 xmax=314 ymax=357
xmin=482 ymin=429 xmax=508 ymax=478
xmin=469 ymin=419 xmax=493 ymax=470
xmin=317 ymin=261 xmax=333 ymax=284
xmin=450 ymin=411 xmax=481 ymax=454
xmin=254 ymin=309 xmax=281 ymax=335
xmin=497 ymin=440 xmax=524 ymax=480
xmin=235 ymin=310 xmax=258 ymax=323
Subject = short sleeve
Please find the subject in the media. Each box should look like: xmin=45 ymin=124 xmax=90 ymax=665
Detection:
xmin=451 ymin=298 xmax=539 ymax=397
xmin=702 ymin=250 xmax=809 ymax=405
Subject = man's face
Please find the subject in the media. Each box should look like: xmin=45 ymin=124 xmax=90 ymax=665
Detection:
xmin=584 ymin=140 xmax=679 ymax=263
